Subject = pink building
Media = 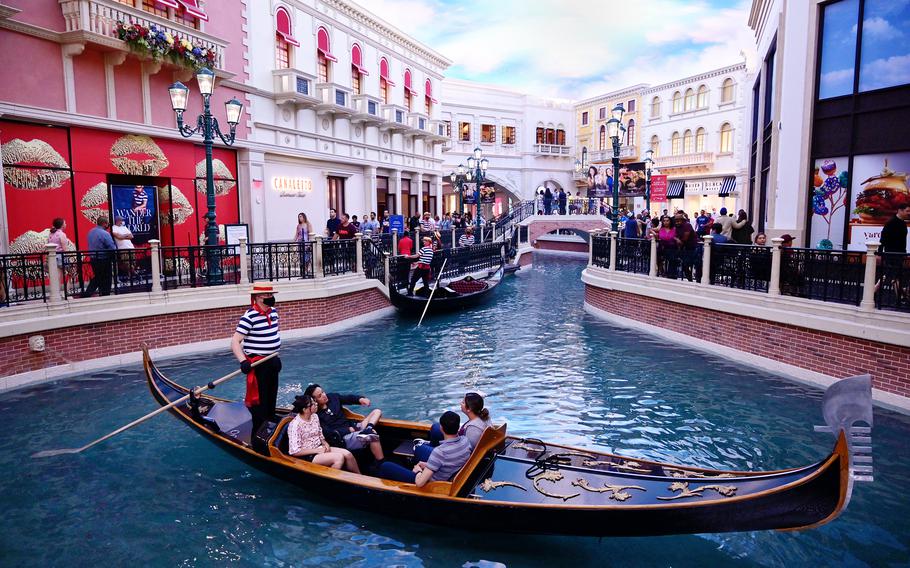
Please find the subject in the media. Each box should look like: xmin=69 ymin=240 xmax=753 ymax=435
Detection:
xmin=0 ymin=0 xmax=248 ymax=251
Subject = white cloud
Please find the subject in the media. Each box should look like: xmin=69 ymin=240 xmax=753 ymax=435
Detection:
xmin=860 ymin=53 xmax=910 ymax=91
xmin=860 ymin=17 xmax=904 ymax=39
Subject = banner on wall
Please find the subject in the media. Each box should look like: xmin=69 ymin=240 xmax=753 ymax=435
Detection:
xmin=618 ymin=162 xmax=647 ymax=196
xmin=650 ymin=175 xmax=668 ymax=203
xmin=463 ymin=183 xmax=477 ymax=205
xmin=808 ymin=157 xmax=850 ymax=249
xmin=847 ymin=152 xmax=910 ymax=250
xmin=480 ymin=184 xmax=496 ymax=204
xmin=111 ymin=184 xmax=159 ymax=245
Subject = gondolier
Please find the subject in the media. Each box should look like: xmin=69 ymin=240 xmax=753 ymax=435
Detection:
xmin=407 ymin=236 xmax=435 ymax=296
xmin=232 ymin=282 xmax=282 ymax=435
xmin=458 ymin=226 xmax=475 ymax=247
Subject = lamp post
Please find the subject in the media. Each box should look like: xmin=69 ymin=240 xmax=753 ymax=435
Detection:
xmin=644 ymin=148 xmax=654 ymax=216
xmin=466 ymin=147 xmax=489 ymax=233
xmin=168 ymin=68 xmax=243 ymax=250
xmin=448 ymin=163 xmax=467 ymax=218
xmin=606 ymin=103 xmax=625 ymax=232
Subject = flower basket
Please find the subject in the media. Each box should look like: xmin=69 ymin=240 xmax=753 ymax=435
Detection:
xmin=115 ymin=22 xmax=217 ymax=70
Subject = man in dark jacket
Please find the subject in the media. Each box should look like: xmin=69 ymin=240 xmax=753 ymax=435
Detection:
xmin=880 ymin=203 xmax=910 ymax=254
xmin=304 ymin=384 xmax=384 ymax=461
xmin=557 ymin=188 xmax=568 ymax=215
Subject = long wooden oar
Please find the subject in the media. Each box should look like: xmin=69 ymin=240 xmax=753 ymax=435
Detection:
xmin=417 ymin=258 xmax=447 ymax=328
xmin=31 ymin=352 xmax=278 ymax=458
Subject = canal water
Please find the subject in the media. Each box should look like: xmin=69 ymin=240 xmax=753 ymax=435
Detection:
xmin=1 ymin=254 xmax=908 ymax=566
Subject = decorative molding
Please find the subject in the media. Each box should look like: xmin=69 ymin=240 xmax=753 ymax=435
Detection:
xmin=104 ymin=51 xmax=128 ymax=119
xmin=141 ymin=60 xmax=162 ymax=125
xmin=60 ymin=43 xmax=85 ymax=113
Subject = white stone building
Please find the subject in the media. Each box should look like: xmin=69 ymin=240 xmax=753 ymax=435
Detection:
xmin=640 ymin=62 xmax=748 ymax=217
xmin=244 ymin=0 xmax=451 ymax=241
xmin=438 ymin=80 xmax=575 ymax=216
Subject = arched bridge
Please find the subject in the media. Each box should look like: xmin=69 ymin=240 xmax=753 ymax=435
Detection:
xmin=521 ymin=215 xmax=612 ymax=244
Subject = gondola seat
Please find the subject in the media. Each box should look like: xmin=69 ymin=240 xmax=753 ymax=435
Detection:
xmin=203 ymin=401 xmax=253 ymax=444
xmin=449 ymin=279 xmax=487 ymax=294
xmin=448 ymin=423 xmax=506 ymax=496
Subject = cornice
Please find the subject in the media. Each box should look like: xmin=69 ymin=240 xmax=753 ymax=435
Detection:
xmin=574 ymin=84 xmax=649 ymax=108
xmin=0 ymin=17 xmax=62 ymax=43
xmin=643 ymin=63 xmax=747 ymax=94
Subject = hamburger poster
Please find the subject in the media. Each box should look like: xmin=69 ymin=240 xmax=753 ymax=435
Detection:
xmin=848 ymin=153 xmax=910 ymax=251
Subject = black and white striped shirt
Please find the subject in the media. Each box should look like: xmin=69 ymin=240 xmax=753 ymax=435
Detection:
xmin=417 ymin=246 xmax=434 ymax=264
xmin=419 ymin=219 xmax=436 ymax=231
xmin=458 ymin=234 xmax=475 ymax=247
xmin=235 ymin=307 xmax=281 ymax=355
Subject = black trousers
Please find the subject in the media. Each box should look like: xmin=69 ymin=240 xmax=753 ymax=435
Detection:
xmin=408 ymin=266 xmax=431 ymax=295
xmin=84 ymin=257 xmax=113 ymax=297
xmin=250 ymin=355 xmax=281 ymax=435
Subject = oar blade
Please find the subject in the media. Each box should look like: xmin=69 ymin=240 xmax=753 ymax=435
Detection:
xmin=31 ymin=447 xmax=83 ymax=459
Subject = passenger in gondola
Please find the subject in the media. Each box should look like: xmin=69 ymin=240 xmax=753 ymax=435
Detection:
xmin=407 ymin=236 xmax=435 ymax=296
xmin=378 ymin=411 xmax=472 ymax=487
xmin=303 ymin=384 xmax=385 ymax=463
xmin=287 ymin=394 xmax=361 ymax=473
xmin=416 ymin=392 xmax=492 ymax=463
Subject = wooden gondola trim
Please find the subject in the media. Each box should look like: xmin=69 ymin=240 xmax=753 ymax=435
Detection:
xmin=449 ymin=423 xmax=507 ymax=496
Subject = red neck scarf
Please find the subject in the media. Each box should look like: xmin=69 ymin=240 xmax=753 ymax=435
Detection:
xmin=252 ymin=300 xmax=274 ymax=326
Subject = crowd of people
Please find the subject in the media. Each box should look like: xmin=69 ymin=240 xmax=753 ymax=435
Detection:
xmin=298 ymin=209 xmax=491 ymax=243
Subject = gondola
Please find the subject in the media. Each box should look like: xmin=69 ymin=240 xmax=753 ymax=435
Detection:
xmin=144 ymin=349 xmax=873 ymax=537
xmin=388 ymin=266 xmax=503 ymax=315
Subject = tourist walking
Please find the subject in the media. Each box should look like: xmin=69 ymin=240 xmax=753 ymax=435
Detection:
xmin=294 ymin=212 xmax=312 ymax=242
xmin=232 ymin=282 xmax=282 ymax=436
xmin=334 ymin=214 xmax=357 ymax=239
xmin=80 ymin=216 xmax=116 ymax=297
xmin=880 ymin=203 xmax=910 ymax=254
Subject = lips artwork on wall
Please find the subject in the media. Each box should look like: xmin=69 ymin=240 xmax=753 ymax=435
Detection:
xmin=194 ymin=158 xmax=237 ymax=196
xmin=157 ymin=185 xmax=195 ymax=226
xmin=110 ymin=134 xmax=170 ymax=176
xmin=1 ymin=138 xmax=72 ymax=190
xmin=9 ymin=229 xmax=76 ymax=255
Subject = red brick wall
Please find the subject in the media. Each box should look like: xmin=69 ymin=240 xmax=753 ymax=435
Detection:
xmin=585 ymin=285 xmax=910 ymax=398
xmin=534 ymin=240 xmax=588 ymax=253
xmin=1 ymin=288 xmax=390 ymax=378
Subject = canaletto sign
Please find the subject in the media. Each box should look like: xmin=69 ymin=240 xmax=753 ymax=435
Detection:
xmin=272 ymin=176 xmax=313 ymax=197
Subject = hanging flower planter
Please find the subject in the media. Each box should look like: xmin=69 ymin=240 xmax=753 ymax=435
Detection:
xmin=115 ymin=22 xmax=217 ymax=70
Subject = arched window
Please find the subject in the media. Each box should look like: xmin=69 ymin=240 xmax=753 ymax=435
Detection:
xmin=721 ymin=78 xmax=735 ymax=103
xmin=351 ymin=43 xmax=368 ymax=95
xmin=683 ymin=129 xmax=693 ymax=153
xmin=650 ymin=96 xmax=661 ymax=118
xmin=695 ymin=127 xmax=706 ymax=152
xmin=536 ymin=126 xmax=545 ymax=144
xmin=425 ymin=79 xmax=436 ymax=115
xmin=599 ymin=125 xmax=606 ymax=150
xmin=671 ymin=132 xmax=681 ymax=155
xmin=684 ymin=88 xmax=695 ymax=111
xmin=582 ymin=147 xmax=588 ymax=165
xmin=650 ymin=135 xmax=660 ymax=158
xmin=379 ymin=57 xmax=394 ymax=103
xmin=626 ymin=119 xmax=635 ymax=147
xmin=275 ymin=7 xmax=298 ymax=70
xmin=556 ymin=128 xmax=566 ymax=145
xmin=316 ymin=27 xmax=336 ymax=83
xmin=672 ymin=91 xmax=682 ymax=113
xmin=720 ymin=123 xmax=733 ymax=153
xmin=546 ymin=126 xmax=555 ymax=144
xmin=403 ymin=69 xmax=415 ymax=112
xmin=696 ymin=85 xmax=708 ymax=108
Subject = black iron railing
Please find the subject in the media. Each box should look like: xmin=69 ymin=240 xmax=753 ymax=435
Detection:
xmin=249 ymin=242 xmax=314 ymax=281
xmin=710 ymin=244 xmax=772 ymax=292
xmin=591 ymin=234 xmax=610 ymax=269
xmin=657 ymin=242 xmax=703 ymax=282
xmin=0 ymin=252 xmax=48 ymax=306
xmin=367 ymin=233 xmax=393 ymax=253
xmin=780 ymin=248 xmax=865 ymax=305
xmin=322 ymin=239 xmax=357 ymax=276
xmin=875 ymin=252 xmax=910 ymax=312
xmin=160 ymin=245 xmax=240 ymax=289
xmin=362 ymin=238 xmax=386 ymax=282
xmin=59 ymin=248 xmax=153 ymax=298
xmin=387 ymin=241 xmax=505 ymax=290
xmin=615 ymin=238 xmax=650 ymax=275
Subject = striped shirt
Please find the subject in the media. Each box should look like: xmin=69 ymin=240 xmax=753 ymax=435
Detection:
xmin=426 ymin=435 xmax=473 ymax=481
xmin=235 ymin=307 xmax=281 ymax=355
xmin=417 ymin=246 xmax=434 ymax=265
xmin=419 ymin=219 xmax=436 ymax=231
xmin=458 ymin=234 xmax=475 ymax=247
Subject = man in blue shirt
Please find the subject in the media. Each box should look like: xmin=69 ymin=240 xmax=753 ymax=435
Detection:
xmin=695 ymin=210 xmax=713 ymax=236
xmin=710 ymin=223 xmax=729 ymax=244
xmin=623 ymin=215 xmax=640 ymax=238
xmin=81 ymin=216 xmax=117 ymax=297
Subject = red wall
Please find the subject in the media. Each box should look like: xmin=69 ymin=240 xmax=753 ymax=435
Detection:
xmin=0 ymin=31 xmax=66 ymax=110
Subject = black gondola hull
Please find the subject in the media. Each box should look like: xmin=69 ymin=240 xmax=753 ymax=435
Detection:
xmin=389 ymin=271 xmax=502 ymax=316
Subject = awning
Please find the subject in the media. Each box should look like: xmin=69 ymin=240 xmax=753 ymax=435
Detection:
xmin=317 ymin=28 xmax=338 ymax=62
xmin=351 ymin=45 xmax=369 ymax=75
xmin=155 ymin=0 xmax=180 ymax=9
xmin=425 ymin=80 xmax=438 ymax=103
xmin=380 ymin=59 xmax=396 ymax=86
xmin=719 ymin=176 xmax=736 ymax=197
xmin=176 ymin=0 xmax=208 ymax=21
xmin=275 ymin=8 xmax=300 ymax=47
xmin=667 ymin=180 xmax=685 ymax=199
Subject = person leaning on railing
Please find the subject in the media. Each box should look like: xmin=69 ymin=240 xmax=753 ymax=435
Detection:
xmin=79 ymin=216 xmax=117 ymax=298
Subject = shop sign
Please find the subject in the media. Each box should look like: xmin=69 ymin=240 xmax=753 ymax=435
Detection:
xmin=272 ymin=176 xmax=313 ymax=197
xmin=702 ymin=179 xmax=723 ymax=194
xmin=650 ymin=175 xmax=668 ymax=202
xmin=687 ymin=180 xmax=704 ymax=194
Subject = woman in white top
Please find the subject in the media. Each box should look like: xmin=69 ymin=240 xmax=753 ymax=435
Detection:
xmin=111 ymin=216 xmax=134 ymax=249
xmin=294 ymin=212 xmax=312 ymax=242
xmin=287 ymin=394 xmax=360 ymax=473
xmin=47 ymin=218 xmax=70 ymax=267
xmin=459 ymin=392 xmax=492 ymax=449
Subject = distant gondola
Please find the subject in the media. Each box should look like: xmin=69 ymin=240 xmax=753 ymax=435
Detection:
xmin=389 ymin=267 xmax=503 ymax=315
xmin=145 ymin=348 xmax=873 ymax=537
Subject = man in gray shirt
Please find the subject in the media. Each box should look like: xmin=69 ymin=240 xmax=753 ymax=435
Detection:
xmin=81 ymin=216 xmax=117 ymax=297
xmin=376 ymin=410 xmax=473 ymax=486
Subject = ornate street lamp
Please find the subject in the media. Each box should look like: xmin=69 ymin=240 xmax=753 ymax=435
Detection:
xmin=168 ymin=68 xmax=242 ymax=253
xmin=449 ymin=163 xmax=468 ymax=218
xmin=607 ymin=102 xmax=625 ymax=231
xmin=644 ymin=148 xmax=655 ymax=215
xmin=464 ymin=146 xmax=489 ymax=233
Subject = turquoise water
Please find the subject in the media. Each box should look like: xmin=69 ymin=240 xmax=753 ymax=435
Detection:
xmin=1 ymin=254 xmax=909 ymax=567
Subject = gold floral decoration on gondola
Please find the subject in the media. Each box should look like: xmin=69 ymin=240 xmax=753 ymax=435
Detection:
xmin=479 ymin=479 xmax=527 ymax=493
xmin=583 ymin=458 xmax=652 ymax=473
xmin=663 ymin=467 xmax=736 ymax=479
xmin=657 ymin=482 xmax=738 ymax=500
xmin=532 ymin=470 xmax=579 ymax=501
xmin=513 ymin=442 xmax=546 ymax=453
xmin=571 ymin=479 xmax=647 ymax=502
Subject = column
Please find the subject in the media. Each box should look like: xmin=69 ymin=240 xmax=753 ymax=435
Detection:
xmin=392 ymin=229 xmax=399 ymax=256
xmin=435 ymin=175 xmax=444 ymax=218
xmin=354 ymin=234 xmax=363 ymax=274
xmin=61 ymin=43 xmax=85 ymax=113
xmin=768 ymin=237 xmax=783 ymax=295
xmin=700 ymin=235 xmax=713 ymax=286
xmin=149 ymin=239 xmax=162 ymax=293
xmin=141 ymin=61 xmax=163 ymax=125
xmin=46 ymin=244 xmax=61 ymax=304
xmin=392 ymin=170 xmax=403 ymax=215
xmin=365 ymin=166 xmax=378 ymax=214
xmin=103 ymin=52 xmax=127 ymax=119
xmin=649 ymin=237 xmax=658 ymax=277
xmin=414 ymin=173 xmax=424 ymax=215
xmin=860 ymin=241 xmax=880 ymax=311
xmin=314 ymin=236 xmax=324 ymax=278
xmin=238 ymin=237 xmax=250 ymax=285
xmin=608 ymin=231 xmax=618 ymax=271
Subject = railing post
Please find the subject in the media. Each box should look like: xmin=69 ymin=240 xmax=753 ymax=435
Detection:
xmin=860 ymin=240 xmax=880 ymax=311
xmin=238 ymin=237 xmax=250 ymax=285
xmin=649 ymin=237 xmax=658 ymax=278
xmin=149 ymin=239 xmax=162 ymax=293
xmin=608 ymin=231 xmax=618 ymax=272
xmin=700 ymin=235 xmax=713 ymax=286
xmin=314 ymin=236 xmax=324 ymax=278
xmin=392 ymin=229 xmax=399 ymax=256
xmin=46 ymin=243 xmax=61 ymax=304
xmin=383 ymin=254 xmax=390 ymax=288
xmin=355 ymin=233 xmax=363 ymax=274
xmin=588 ymin=231 xmax=596 ymax=266
xmin=768 ymin=237 xmax=783 ymax=295
xmin=451 ymin=227 xmax=456 ymax=248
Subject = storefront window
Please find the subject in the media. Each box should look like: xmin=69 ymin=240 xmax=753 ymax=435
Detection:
xmin=859 ymin=0 xmax=910 ymax=92
xmin=818 ymin=0 xmax=859 ymax=99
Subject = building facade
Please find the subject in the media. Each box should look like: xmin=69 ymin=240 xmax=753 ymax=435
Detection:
xmin=439 ymin=80 xmax=574 ymax=216
xmin=641 ymin=63 xmax=748 ymax=217
xmin=748 ymin=0 xmax=910 ymax=249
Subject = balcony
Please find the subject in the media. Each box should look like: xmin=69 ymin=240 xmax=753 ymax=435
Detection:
xmin=351 ymin=94 xmax=384 ymax=125
xmin=656 ymin=152 xmax=714 ymax=170
xmin=428 ymin=119 xmax=450 ymax=144
xmin=380 ymin=104 xmax=409 ymax=131
xmin=58 ymin=0 xmax=228 ymax=70
xmin=272 ymin=69 xmax=319 ymax=108
xmin=588 ymin=145 xmax=638 ymax=163
xmin=533 ymin=144 xmax=572 ymax=156
xmin=619 ymin=144 xmax=638 ymax=159
xmin=405 ymin=112 xmax=430 ymax=137
xmin=315 ymin=83 xmax=352 ymax=116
